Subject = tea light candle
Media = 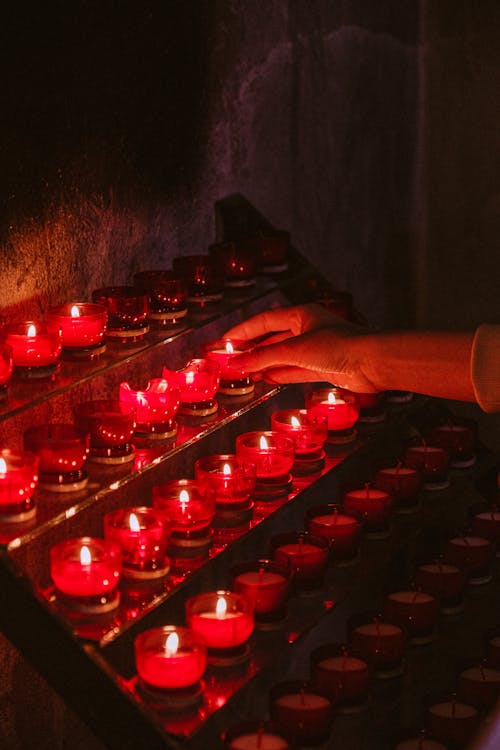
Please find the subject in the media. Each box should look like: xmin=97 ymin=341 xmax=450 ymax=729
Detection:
xmin=162 ymin=358 xmax=220 ymax=417
xmin=404 ymin=444 xmax=450 ymax=489
xmin=134 ymin=625 xmax=206 ymax=690
xmin=104 ymin=507 xmax=168 ymax=579
xmin=92 ymin=286 xmax=149 ymax=342
xmin=445 ymin=535 xmax=494 ymax=584
xmin=430 ymin=421 xmax=476 ymax=468
xmin=471 ymin=510 xmax=500 ymax=552
xmin=186 ymin=590 xmax=254 ymax=659
xmin=23 ymin=424 xmax=90 ymax=492
xmin=172 ymin=254 xmax=224 ymax=304
xmin=306 ymin=504 xmax=361 ymax=563
xmin=349 ymin=616 xmax=405 ymax=677
xmin=425 ymin=696 xmax=479 ymax=748
xmin=119 ymin=378 xmax=180 ymax=438
xmin=384 ymin=590 xmax=439 ymax=644
xmin=271 ymin=409 xmax=328 ymax=475
xmin=305 ymin=387 xmax=360 ymax=441
xmin=74 ymin=399 xmax=136 ymax=464
xmin=46 ymin=302 xmax=107 ymax=357
xmin=414 ymin=562 xmax=467 ymax=614
xmin=458 ymin=663 xmax=500 ymax=709
xmin=393 ymin=735 xmax=448 ymax=750
xmin=311 ymin=644 xmax=370 ymax=708
xmin=133 ymin=270 xmax=188 ymax=325
xmin=195 ymin=454 xmax=255 ymax=531
xmin=5 ymin=321 xmax=62 ymax=377
xmin=223 ymin=722 xmax=291 ymax=750
xmin=0 ymin=343 xmax=13 ymax=398
xmin=342 ymin=484 xmax=393 ymax=538
xmin=253 ymin=229 xmax=290 ymax=273
xmin=270 ymin=681 xmax=332 ymax=745
xmin=50 ymin=536 xmax=121 ymax=612
xmin=374 ymin=464 xmax=422 ymax=511
xmin=236 ymin=431 xmax=295 ymax=486
xmin=0 ymin=449 xmax=39 ymax=522
xmin=486 ymin=631 xmax=500 ymax=669
xmin=203 ymin=338 xmax=254 ymax=395
xmin=231 ymin=560 xmax=291 ymax=624
xmin=271 ymin=531 xmax=329 ymax=592
xmin=209 ymin=240 xmax=258 ymax=287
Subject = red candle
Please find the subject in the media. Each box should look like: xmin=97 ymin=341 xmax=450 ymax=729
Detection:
xmin=251 ymin=229 xmax=290 ymax=273
xmin=231 ymin=560 xmax=291 ymax=620
xmin=0 ymin=342 xmax=13 ymax=395
xmin=374 ymin=464 xmax=422 ymax=511
xmin=172 ymin=254 xmax=225 ymax=303
xmin=270 ymin=681 xmax=332 ymax=745
xmin=486 ymin=631 xmax=500 ymax=669
xmin=271 ymin=409 xmax=328 ymax=457
xmin=235 ymin=431 xmax=295 ymax=482
xmin=134 ymin=626 xmax=206 ymax=690
xmin=311 ymin=645 xmax=370 ymax=706
xmin=119 ymin=378 xmax=180 ymax=437
xmin=195 ymin=454 xmax=256 ymax=509
xmin=343 ymin=484 xmax=393 ymax=537
xmin=458 ymin=663 xmax=500 ymax=709
xmin=162 ymin=358 xmax=220 ymax=413
xmin=271 ymin=531 xmax=329 ymax=591
xmin=445 ymin=535 xmax=494 ymax=584
xmin=46 ymin=302 xmax=107 ymax=353
xmin=209 ymin=241 xmax=258 ymax=287
xmin=50 ymin=536 xmax=121 ymax=602
xmin=394 ymin=736 xmax=448 ymax=750
xmin=430 ymin=421 xmax=476 ymax=467
xmin=404 ymin=444 xmax=450 ymax=488
xmin=186 ymin=590 xmax=254 ymax=650
xmin=306 ymin=504 xmax=361 ymax=563
xmin=414 ymin=562 xmax=467 ymax=614
xmin=203 ymin=338 xmax=254 ymax=394
xmin=152 ymin=479 xmax=215 ymax=535
xmin=92 ymin=286 xmax=149 ymax=341
xmin=133 ymin=270 xmax=188 ymax=324
xmin=425 ymin=695 xmax=479 ymax=748
xmin=5 ymin=321 xmax=62 ymax=373
xmin=223 ymin=722 xmax=291 ymax=750
xmin=74 ymin=399 xmax=136 ymax=463
xmin=471 ymin=510 xmax=500 ymax=550
xmin=305 ymin=387 xmax=359 ymax=438
xmin=384 ymin=590 xmax=439 ymax=643
xmin=349 ymin=616 xmax=405 ymax=676
xmin=104 ymin=507 xmax=168 ymax=579
xmin=0 ymin=449 xmax=39 ymax=521
xmin=23 ymin=424 xmax=90 ymax=492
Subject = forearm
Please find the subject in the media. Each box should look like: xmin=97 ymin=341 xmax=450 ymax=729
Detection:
xmin=350 ymin=331 xmax=476 ymax=402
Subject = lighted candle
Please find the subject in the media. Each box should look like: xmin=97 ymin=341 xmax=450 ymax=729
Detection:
xmin=5 ymin=321 xmax=62 ymax=375
xmin=203 ymin=338 xmax=254 ymax=395
xmin=349 ymin=616 xmax=405 ymax=676
xmin=186 ymin=590 xmax=254 ymax=650
xmin=343 ymin=484 xmax=393 ymax=537
xmin=104 ymin=507 xmax=168 ymax=579
xmin=134 ymin=626 xmax=207 ymax=690
xmin=92 ymin=286 xmax=149 ymax=341
xmin=425 ymin=696 xmax=479 ymax=748
xmin=414 ymin=562 xmax=467 ymax=614
xmin=270 ymin=681 xmax=332 ymax=745
xmin=0 ymin=449 xmax=39 ymax=522
xmin=231 ymin=560 xmax=291 ymax=622
xmin=0 ymin=342 xmax=13 ymax=396
xmin=305 ymin=387 xmax=360 ymax=437
xmin=235 ymin=432 xmax=295 ymax=482
xmin=404 ymin=444 xmax=450 ymax=488
xmin=271 ymin=409 xmax=328 ymax=473
xmin=195 ymin=454 xmax=256 ymax=509
xmin=23 ymin=424 xmax=90 ymax=492
xmin=133 ymin=270 xmax=188 ymax=324
xmin=271 ymin=531 xmax=329 ymax=591
xmin=307 ymin=504 xmax=361 ymax=563
xmin=119 ymin=378 xmax=180 ymax=437
xmin=458 ymin=663 xmax=500 ymax=709
xmin=223 ymin=722 xmax=291 ymax=750
xmin=46 ymin=302 xmax=107 ymax=355
xmin=74 ymin=399 xmax=136 ymax=463
xmin=311 ymin=645 xmax=370 ymax=706
xmin=162 ymin=358 xmax=220 ymax=415
xmin=50 ymin=537 xmax=121 ymax=609
xmin=384 ymin=590 xmax=438 ymax=643
xmin=374 ymin=464 xmax=421 ymax=511
xmin=445 ymin=535 xmax=494 ymax=584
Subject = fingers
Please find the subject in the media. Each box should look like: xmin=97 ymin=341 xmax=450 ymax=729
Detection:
xmin=261 ymin=366 xmax=333 ymax=384
xmin=224 ymin=307 xmax=295 ymax=342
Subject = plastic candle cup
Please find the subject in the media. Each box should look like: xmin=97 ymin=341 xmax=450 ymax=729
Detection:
xmin=424 ymin=693 xmax=479 ymax=748
xmin=310 ymin=644 xmax=370 ymax=710
xmin=135 ymin=625 xmax=206 ymax=697
xmin=162 ymin=358 xmax=220 ymax=417
xmin=271 ymin=409 xmax=328 ymax=475
xmin=342 ymin=484 xmax=393 ymax=538
xmin=172 ymin=254 xmax=224 ymax=305
xmin=0 ymin=449 xmax=39 ymax=522
xmin=5 ymin=321 xmax=62 ymax=379
xmin=231 ymin=559 xmax=292 ymax=627
xmin=393 ymin=733 xmax=448 ymax=750
xmin=50 ymin=536 xmax=121 ymax=613
xmin=223 ymin=721 xmax=291 ymax=750
xmin=384 ymin=590 xmax=439 ymax=644
xmin=429 ymin=419 xmax=477 ymax=468
xmin=119 ymin=378 xmax=180 ymax=439
xmin=0 ymin=342 xmax=13 ymax=399
xmin=458 ymin=661 xmax=500 ymax=709
xmin=270 ymin=531 xmax=329 ymax=593
xmin=306 ymin=504 xmax=361 ymax=564
xmin=46 ymin=302 xmax=107 ymax=358
xmin=74 ymin=399 xmax=136 ymax=464
xmin=414 ymin=561 xmax=468 ymax=615
xmin=92 ymin=286 xmax=149 ymax=343
xmin=404 ymin=444 xmax=450 ymax=490
xmin=133 ymin=270 xmax=188 ymax=326
xmin=250 ymin=229 xmax=290 ymax=274
xmin=444 ymin=535 xmax=494 ymax=585
xmin=104 ymin=507 xmax=168 ymax=580
xmin=236 ymin=431 xmax=295 ymax=501
xmin=209 ymin=240 xmax=258 ymax=288
xmin=23 ymin=423 xmax=90 ymax=493
xmin=195 ymin=454 xmax=255 ymax=529
xmin=305 ymin=387 xmax=359 ymax=443
xmin=203 ymin=338 xmax=254 ymax=396
xmin=185 ymin=590 xmax=254 ymax=666
xmin=471 ymin=510 xmax=500 ymax=553
xmin=269 ymin=680 xmax=332 ymax=746
xmin=374 ymin=464 xmax=422 ymax=513
xmin=348 ymin=613 xmax=406 ymax=678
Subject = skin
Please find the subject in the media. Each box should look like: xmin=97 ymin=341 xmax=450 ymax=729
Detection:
xmin=224 ymin=304 xmax=476 ymax=403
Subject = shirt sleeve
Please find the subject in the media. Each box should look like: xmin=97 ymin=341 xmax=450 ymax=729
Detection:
xmin=471 ymin=324 xmax=500 ymax=413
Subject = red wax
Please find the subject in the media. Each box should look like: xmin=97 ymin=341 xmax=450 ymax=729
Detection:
xmin=425 ymin=697 xmax=479 ymax=748
xmin=195 ymin=455 xmax=256 ymax=508
xmin=343 ymin=485 xmax=393 ymax=533
xmin=23 ymin=424 xmax=89 ymax=479
xmin=458 ymin=664 xmax=500 ymax=709
xmin=104 ymin=507 xmax=167 ymax=575
xmin=224 ymin=722 xmax=291 ymax=750
xmin=209 ymin=241 xmax=258 ymax=285
xmin=311 ymin=646 xmax=370 ymax=703
xmin=152 ymin=479 xmax=215 ymax=534
xmin=271 ymin=409 xmax=328 ymax=456
xmin=162 ymin=358 xmax=220 ymax=404
xmin=307 ymin=505 xmax=360 ymax=561
xmin=119 ymin=378 xmax=180 ymax=432
xmin=231 ymin=561 xmax=291 ymax=615
xmin=471 ymin=511 xmax=500 ymax=546
xmin=271 ymin=532 xmax=329 ymax=588
xmin=0 ymin=343 xmax=13 ymax=387
xmin=74 ymin=399 xmax=136 ymax=449
xmin=270 ymin=681 xmax=332 ymax=745
xmin=47 ymin=302 xmax=107 ymax=349
xmin=414 ymin=562 xmax=467 ymax=608
xmin=134 ymin=626 xmax=206 ymax=689
xmin=50 ymin=536 xmax=121 ymax=597
xmin=305 ymin=388 xmax=359 ymax=432
xmin=0 ymin=449 xmax=39 ymax=512
xmin=235 ymin=431 xmax=295 ymax=481
xmin=349 ymin=618 xmax=405 ymax=671
xmin=172 ymin=254 xmax=225 ymax=301
xmin=404 ymin=445 xmax=449 ymax=483
xmin=394 ymin=738 xmax=448 ymax=750
xmin=430 ymin=421 xmax=476 ymax=462
xmin=133 ymin=270 xmax=188 ymax=318
xmin=250 ymin=230 xmax=290 ymax=270
xmin=5 ymin=321 xmax=62 ymax=368
xmin=203 ymin=338 xmax=251 ymax=382
xmin=186 ymin=590 xmax=254 ymax=649
xmin=92 ymin=286 xmax=149 ymax=335
xmin=486 ymin=634 xmax=500 ymax=669
xmin=445 ymin=536 xmax=494 ymax=579
xmin=374 ymin=465 xmax=421 ymax=505
xmin=384 ymin=590 xmax=438 ymax=640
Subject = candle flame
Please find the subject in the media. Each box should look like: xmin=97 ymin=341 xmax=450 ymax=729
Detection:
xmin=216 ymin=596 xmax=227 ymax=618
xmin=223 ymin=463 xmax=232 ymax=476
xmin=27 ymin=324 xmax=37 ymax=337
xmin=0 ymin=458 xmax=6 ymax=474
xmin=259 ymin=435 xmax=269 ymax=450
xmin=80 ymin=545 xmax=91 ymax=565
xmin=291 ymin=415 xmax=301 ymax=428
xmin=156 ymin=379 xmax=168 ymax=393
xmin=129 ymin=512 xmax=140 ymax=532
xmin=70 ymin=305 xmax=81 ymax=318
xmin=179 ymin=489 xmax=190 ymax=503
xmin=327 ymin=391 xmax=336 ymax=405
xmin=186 ymin=371 xmax=194 ymax=385
xmin=225 ymin=341 xmax=234 ymax=354
xmin=165 ymin=631 xmax=179 ymax=656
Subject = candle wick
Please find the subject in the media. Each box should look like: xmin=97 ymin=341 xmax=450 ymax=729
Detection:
xmin=396 ymin=461 xmax=401 ymax=476
xmin=257 ymin=725 xmax=264 ymax=749
xmin=411 ymin=589 xmax=419 ymax=603
xmin=300 ymin=688 xmax=306 ymax=706
xmin=258 ymin=566 xmax=264 ymax=584
xmin=341 ymin=652 xmax=348 ymax=672
xmin=333 ymin=507 xmax=338 ymax=524
xmin=364 ymin=482 xmax=370 ymax=499
xmin=480 ymin=663 xmax=486 ymax=681
xmin=418 ymin=729 xmax=426 ymax=750
xmin=452 ymin=693 xmax=457 ymax=716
